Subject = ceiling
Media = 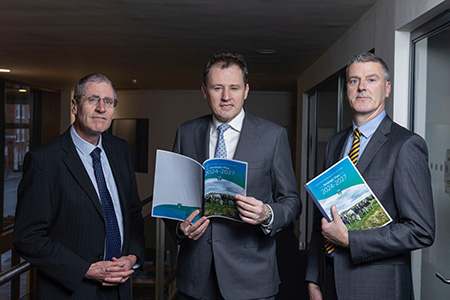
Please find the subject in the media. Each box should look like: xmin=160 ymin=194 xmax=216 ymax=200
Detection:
xmin=0 ymin=0 xmax=379 ymax=92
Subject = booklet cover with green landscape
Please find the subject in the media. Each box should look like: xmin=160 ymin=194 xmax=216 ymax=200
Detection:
xmin=304 ymin=156 xmax=392 ymax=231
xmin=152 ymin=150 xmax=247 ymax=222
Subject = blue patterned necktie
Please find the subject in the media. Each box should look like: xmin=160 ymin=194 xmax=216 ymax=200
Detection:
xmin=90 ymin=147 xmax=121 ymax=260
xmin=324 ymin=128 xmax=361 ymax=258
xmin=214 ymin=124 xmax=231 ymax=158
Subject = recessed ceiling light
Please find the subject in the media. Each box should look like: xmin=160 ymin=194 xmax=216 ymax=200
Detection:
xmin=0 ymin=69 xmax=11 ymax=73
xmin=18 ymin=89 xmax=28 ymax=93
xmin=256 ymin=49 xmax=277 ymax=54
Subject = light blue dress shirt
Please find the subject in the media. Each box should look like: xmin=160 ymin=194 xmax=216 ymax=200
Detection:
xmin=70 ymin=125 xmax=124 ymax=247
xmin=343 ymin=110 xmax=387 ymax=161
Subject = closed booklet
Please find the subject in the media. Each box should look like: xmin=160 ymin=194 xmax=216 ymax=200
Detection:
xmin=304 ymin=156 xmax=392 ymax=230
xmin=151 ymin=149 xmax=247 ymax=222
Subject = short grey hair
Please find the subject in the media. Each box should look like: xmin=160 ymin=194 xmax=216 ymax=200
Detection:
xmin=346 ymin=52 xmax=390 ymax=82
xmin=73 ymin=73 xmax=116 ymax=101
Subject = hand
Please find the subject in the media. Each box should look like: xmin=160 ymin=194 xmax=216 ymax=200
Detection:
xmin=178 ymin=210 xmax=210 ymax=240
xmin=321 ymin=205 xmax=349 ymax=248
xmin=85 ymin=261 xmax=115 ymax=284
xmin=85 ymin=255 xmax=136 ymax=286
xmin=103 ymin=255 xmax=137 ymax=286
xmin=308 ymin=282 xmax=323 ymax=300
xmin=235 ymin=194 xmax=269 ymax=225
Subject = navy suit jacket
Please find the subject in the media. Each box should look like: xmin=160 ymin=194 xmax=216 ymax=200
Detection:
xmin=13 ymin=129 xmax=145 ymax=300
xmin=306 ymin=116 xmax=435 ymax=300
xmin=165 ymin=112 xmax=301 ymax=299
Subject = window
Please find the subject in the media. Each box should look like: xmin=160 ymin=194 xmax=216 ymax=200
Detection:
xmin=15 ymin=104 xmax=20 ymax=119
xmin=3 ymin=84 xmax=34 ymax=229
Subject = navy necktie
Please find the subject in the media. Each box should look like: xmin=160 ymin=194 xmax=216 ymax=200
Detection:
xmin=214 ymin=124 xmax=231 ymax=158
xmin=90 ymin=147 xmax=121 ymax=260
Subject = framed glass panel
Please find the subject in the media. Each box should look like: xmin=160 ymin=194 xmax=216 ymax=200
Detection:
xmin=3 ymin=85 xmax=33 ymax=229
xmin=411 ymin=12 xmax=450 ymax=300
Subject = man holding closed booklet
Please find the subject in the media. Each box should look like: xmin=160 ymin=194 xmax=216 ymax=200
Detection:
xmin=164 ymin=52 xmax=301 ymax=300
xmin=305 ymin=52 xmax=435 ymax=300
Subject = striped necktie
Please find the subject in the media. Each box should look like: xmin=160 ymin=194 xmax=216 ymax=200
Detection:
xmin=348 ymin=128 xmax=361 ymax=165
xmin=324 ymin=128 xmax=361 ymax=258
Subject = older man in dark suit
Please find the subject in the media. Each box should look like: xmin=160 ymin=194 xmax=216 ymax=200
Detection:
xmin=13 ymin=73 xmax=145 ymax=300
xmin=164 ymin=52 xmax=302 ymax=300
xmin=306 ymin=52 xmax=435 ymax=300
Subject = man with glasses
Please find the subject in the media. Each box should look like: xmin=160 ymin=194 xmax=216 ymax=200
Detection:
xmin=13 ymin=73 xmax=145 ymax=300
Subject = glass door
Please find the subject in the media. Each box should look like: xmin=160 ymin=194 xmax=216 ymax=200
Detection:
xmin=411 ymin=13 xmax=450 ymax=299
xmin=303 ymin=70 xmax=352 ymax=248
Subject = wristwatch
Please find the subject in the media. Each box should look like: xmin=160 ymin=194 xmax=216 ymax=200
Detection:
xmin=262 ymin=204 xmax=272 ymax=226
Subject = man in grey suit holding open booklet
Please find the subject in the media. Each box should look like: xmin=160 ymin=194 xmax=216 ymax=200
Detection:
xmin=306 ymin=52 xmax=435 ymax=300
xmin=164 ymin=52 xmax=301 ymax=300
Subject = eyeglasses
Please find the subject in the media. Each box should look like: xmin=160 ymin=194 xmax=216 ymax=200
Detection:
xmin=83 ymin=95 xmax=118 ymax=108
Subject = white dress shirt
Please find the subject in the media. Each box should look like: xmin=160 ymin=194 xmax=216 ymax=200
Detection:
xmin=208 ymin=110 xmax=274 ymax=231
xmin=209 ymin=109 xmax=245 ymax=159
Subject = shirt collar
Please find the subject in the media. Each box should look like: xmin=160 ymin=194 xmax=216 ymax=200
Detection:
xmin=70 ymin=125 xmax=104 ymax=157
xmin=353 ymin=110 xmax=386 ymax=139
xmin=212 ymin=109 xmax=245 ymax=132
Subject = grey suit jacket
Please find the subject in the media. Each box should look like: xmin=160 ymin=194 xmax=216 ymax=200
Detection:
xmin=305 ymin=116 xmax=435 ymax=300
xmin=165 ymin=112 xmax=301 ymax=300
xmin=13 ymin=129 xmax=145 ymax=300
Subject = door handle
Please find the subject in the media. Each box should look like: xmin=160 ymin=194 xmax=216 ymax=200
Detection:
xmin=436 ymin=273 xmax=450 ymax=284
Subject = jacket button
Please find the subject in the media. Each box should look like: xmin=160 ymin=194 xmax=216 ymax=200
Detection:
xmin=98 ymin=254 xmax=104 ymax=260
xmin=207 ymin=239 xmax=212 ymax=244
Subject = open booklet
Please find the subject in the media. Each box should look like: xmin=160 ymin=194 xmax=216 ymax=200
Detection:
xmin=151 ymin=149 xmax=247 ymax=222
xmin=304 ymin=156 xmax=392 ymax=231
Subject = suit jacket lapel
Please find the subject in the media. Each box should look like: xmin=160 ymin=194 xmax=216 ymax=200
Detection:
xmin=357 ymin=116 xmax=391 ymax=174
xmin=334 ymin=130 xmax=350 ymax=165
xmin=195 ymin=116 xmax=210 ymax=163
xmin=60 ymin=129 xmax=104 ymax=218
xmin=233 ymin=112 xmax=262 ymax=161
xmin=325 ymin=127 xmax=350 ymax=169
xmin=102 ymin=135 xmax=127 ymax=214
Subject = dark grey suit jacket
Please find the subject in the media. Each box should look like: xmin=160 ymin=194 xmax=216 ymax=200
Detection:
xmin=165 ymin=112 xmax=301 ymax=300
xmin=305 ymin=116 xmax=435 ymax=300
xmin=13 ymin=129 xmax=145 ymax=300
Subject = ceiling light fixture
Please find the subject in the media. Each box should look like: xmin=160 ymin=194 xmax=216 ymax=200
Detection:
xmin=18 ymin=89 xmax=27 ymax=93
xmin=0 ymin=69 xmax=11 ymax=73
xmin=256 ymin=49 xmax=277 ymax=54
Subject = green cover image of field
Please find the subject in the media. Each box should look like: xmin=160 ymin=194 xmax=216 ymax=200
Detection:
xmin=204 ymin=159 xmax=246 ymax=220
xmin=305 ymin=157 xmax=392 ymax=230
